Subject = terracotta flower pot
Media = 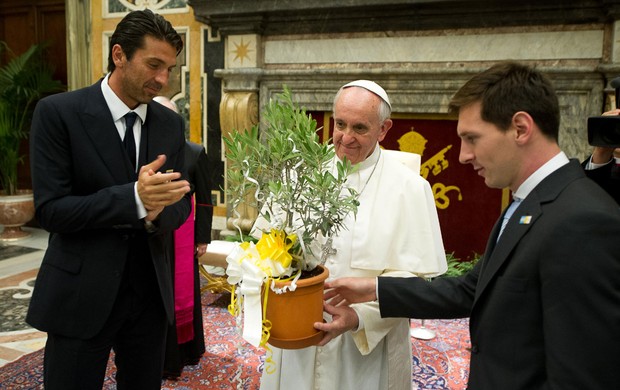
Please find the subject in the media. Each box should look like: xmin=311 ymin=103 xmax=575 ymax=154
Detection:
xmin=264 ymin=264 xmax=329 ymax=349
xmin=0 ymin=190 xmax=35 ymax=241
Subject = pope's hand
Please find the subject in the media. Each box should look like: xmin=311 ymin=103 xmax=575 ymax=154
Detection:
xmin=314 ymin=302 xmax=359 ymax=346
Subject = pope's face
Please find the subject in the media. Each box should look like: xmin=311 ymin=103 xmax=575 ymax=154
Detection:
xmin=332 ymin=87 xmax=391 ymax=165
xmin=110 ymin=36 xmax=177 ymax=109
xmin=457 ymin=101 xmax=520 ymax=191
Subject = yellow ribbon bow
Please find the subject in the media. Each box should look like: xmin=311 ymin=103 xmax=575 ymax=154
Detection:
xmin=255 ymin=229 xmax=297 ymax=270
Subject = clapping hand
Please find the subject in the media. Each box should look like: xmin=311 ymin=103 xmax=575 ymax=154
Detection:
xmin=137 ymin=154 xmax=190 ymax=221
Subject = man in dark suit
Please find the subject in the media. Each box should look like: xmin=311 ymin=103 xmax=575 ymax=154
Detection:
xmin=581 ymin=109 xmax=620 ymax=204
xmin=27 ymin=10 xmax=191 ymax=389
xmin=153 ymin=96 xmax=213 ymax=377
xmin=319 ymin=62 xmax=620 ymax=389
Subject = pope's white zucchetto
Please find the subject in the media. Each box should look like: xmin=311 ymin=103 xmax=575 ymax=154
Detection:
xmin=342 ymin=80 xmax=392 ymax=110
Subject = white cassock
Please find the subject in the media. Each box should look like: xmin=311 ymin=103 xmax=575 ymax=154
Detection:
xmin=259 ymin=145 xmax=447 ymax=390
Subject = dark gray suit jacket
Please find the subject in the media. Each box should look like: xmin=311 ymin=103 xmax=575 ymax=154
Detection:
xmin=26 ymin=81 xmax=191 ymax=339
xmin=378 ymin=160 xmax=620 ymax=389
xmin=184 ymin=141 xmax=212 ymax=245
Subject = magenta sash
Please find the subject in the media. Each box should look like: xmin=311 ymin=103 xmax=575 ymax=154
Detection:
xmin=173 ymin=197 xmax=195 ymax=343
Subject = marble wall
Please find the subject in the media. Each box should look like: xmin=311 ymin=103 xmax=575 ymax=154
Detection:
xmin=217 ymin=26 xmax=610 ymax=160
xmin=189 ymin=1 xmax=620 ymax=158
xmin=190 ymin=0 xmax=620 ymax=235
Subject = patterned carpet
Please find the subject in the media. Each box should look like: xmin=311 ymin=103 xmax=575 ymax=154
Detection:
xmin=0 ymin=241 xmax=48 ymax=368
xmin=0 ymin=277 xmax=35 ymax=333
xmin=0 ymin=245 xmax=40 ymax=262
xmin=0 ymin=291 xmax=471 ymax=389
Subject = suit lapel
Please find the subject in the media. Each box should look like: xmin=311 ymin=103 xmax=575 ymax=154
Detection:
xmin=475 ymin=198 xmax=541 ymax=302
xmin=81 ymin=82 xmax=136 ymax=182
xmin=142 ymin=103 xmax=179 ymax=168
xmin=473 ymin=160 xmax=585 ymax=304
xmin=138 ymin=121 xmax=148 ymax=169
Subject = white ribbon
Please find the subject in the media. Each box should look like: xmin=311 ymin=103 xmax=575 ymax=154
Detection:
xmin=225 ymin=244 xmax=247 ymax=285
xmin=237 ymin=260 xmax=267 ymax=347
xmin=270 ymin=270 xmax=301 ymax=294
xmin=242 ymin=159 xmax=264 ymax=203
xmin=225 ymin=238 xmax=303 ymax=347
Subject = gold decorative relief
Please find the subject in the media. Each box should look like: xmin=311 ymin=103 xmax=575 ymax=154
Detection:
xmin=220 ymin=91 xmax=260 ymax=233
xmin=227 ymin=35 xmax=258 ymax=68
xmin=398 ymin=129 xmax=463 ymax=210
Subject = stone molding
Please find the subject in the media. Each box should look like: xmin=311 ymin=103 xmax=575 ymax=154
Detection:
xmin=188 ymin=0 xmax=620 ymax=236
xmin=189 ymin=0 xmax=620 ymax=36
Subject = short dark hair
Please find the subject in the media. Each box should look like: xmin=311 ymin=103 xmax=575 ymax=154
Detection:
xmin=449 ymin=61 xmax=560 ymax=142
xmin=107 ymin=9 xmax=183 ymax=73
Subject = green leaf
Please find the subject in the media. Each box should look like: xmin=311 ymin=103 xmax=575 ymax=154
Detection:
xmin=223 ymin=85 xmax=360 ymax=270
xmin=0 ymin=41 xmax=63 ymax=194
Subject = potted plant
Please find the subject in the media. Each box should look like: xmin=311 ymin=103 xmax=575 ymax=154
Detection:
xmin=442 ymin=252 xmax=481 ymax=277
xmin=223 ymin=87 xmax=359 ymax=350
xmin=0 ymin=41 xmax=63 ymax=240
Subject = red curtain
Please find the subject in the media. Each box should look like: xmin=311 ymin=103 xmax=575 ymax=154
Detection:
xmin=312 ymin=111 xmax=505 ymax=261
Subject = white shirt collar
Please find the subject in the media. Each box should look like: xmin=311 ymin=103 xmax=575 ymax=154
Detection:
xmin=358 ymin=144 xmax=381 ymax=170
xmin=334 ymin=143 xmax=381 ymax=172
xmin=513 ymin=151 xmax=570 ymax=200
xmin=100 ymin=73 xmax=147 ymax=123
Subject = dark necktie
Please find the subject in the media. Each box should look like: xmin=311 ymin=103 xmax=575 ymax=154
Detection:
xmin=123 ymin=112 xmax=138 ymax=170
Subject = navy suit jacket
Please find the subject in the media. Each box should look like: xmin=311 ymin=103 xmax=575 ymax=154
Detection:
xmin=26 ymin=81 xmax=191 ymax=339
xmin=378 ymin=160 xmax=620 ymax=389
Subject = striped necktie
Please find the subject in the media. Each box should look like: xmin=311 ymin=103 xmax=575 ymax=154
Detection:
xmin=498 ymin=197 xmax=522 ymax=240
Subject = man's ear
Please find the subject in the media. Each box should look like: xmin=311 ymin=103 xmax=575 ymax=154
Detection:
xmin=112 ymin=44 xmax=125 ymax=68
xmin=512 ymin=111 xmax=534 ymax=145
xmin=377 ymin=118 xmax=393 ymax=142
